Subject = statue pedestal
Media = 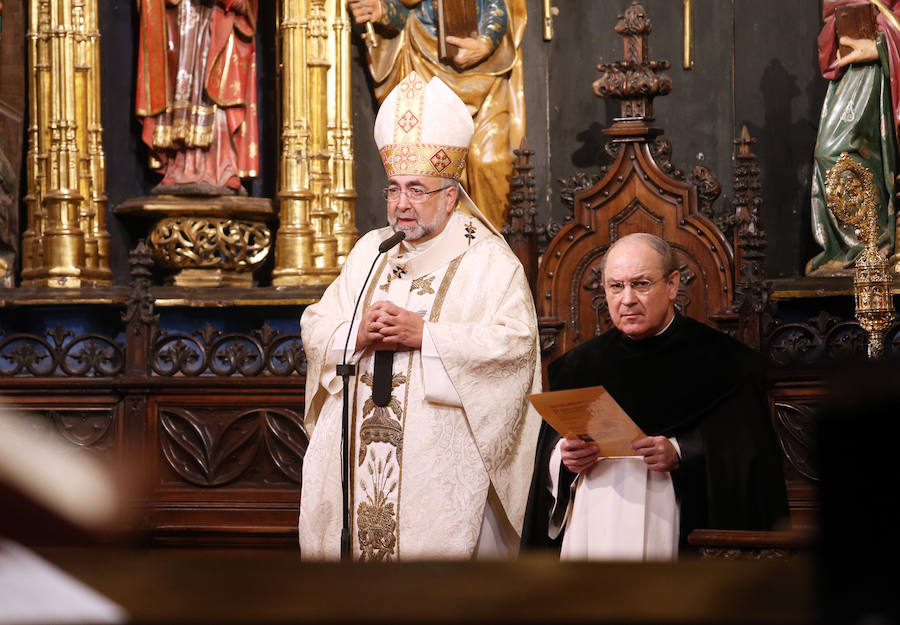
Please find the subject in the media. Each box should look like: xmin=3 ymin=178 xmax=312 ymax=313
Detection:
xmin=115 ymin=196 xmax=276 ymax=287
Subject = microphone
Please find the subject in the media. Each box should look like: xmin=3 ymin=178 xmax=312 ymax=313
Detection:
xmin=336 ymin=229 xmax=404 ymax=560
xmin=378 ymin=230 xmax=406 ymax=254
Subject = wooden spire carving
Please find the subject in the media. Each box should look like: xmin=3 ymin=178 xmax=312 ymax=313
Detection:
xmin=502 ymin=138 xmax=538 ymax=295
xmin=593 ymin=1 xmax=672 ymax=130
xmin=731 ymin=126 xmax=770 ymax=349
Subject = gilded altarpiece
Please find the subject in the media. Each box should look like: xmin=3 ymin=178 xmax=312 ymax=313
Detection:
xmin=21 ymin=0 xmax=111 ymax=287
xmin=0 ymin=0 xmax=362 ymax=547
xmin=18 ymin=0 xmax=358 ymax=289
xmin=117 ymin=0 xmax=358 ymax=287
xmin=273 ymin=0 xmax=358 ymax=286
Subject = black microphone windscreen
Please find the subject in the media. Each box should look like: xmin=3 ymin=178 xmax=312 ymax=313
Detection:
xmin=378 ymin=231 xmax=406 ymax=253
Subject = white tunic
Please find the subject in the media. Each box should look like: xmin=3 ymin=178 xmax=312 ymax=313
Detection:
xmin=548 ymin=442 xmax=680 ymax=561
xmin=299 ymin=213 xmax=542 ymax=560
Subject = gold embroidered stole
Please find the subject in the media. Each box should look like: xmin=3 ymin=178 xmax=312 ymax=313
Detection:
xmin=349 ymin=215 xmax=478 ymax=560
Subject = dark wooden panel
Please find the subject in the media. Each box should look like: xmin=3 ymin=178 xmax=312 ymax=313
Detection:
xmin=734 ymin=0 xmax=825 ymax=278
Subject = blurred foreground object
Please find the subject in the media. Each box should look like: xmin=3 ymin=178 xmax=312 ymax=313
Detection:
xmin=817 ymin=358 xmax=900 ymax=625
xmin=0 ymin=539 xmax=125 ymax=624
xmin=0 ymin=407 xmax=124 ymax=544
xmin=39 ymin=551 xmax=812 ymax=625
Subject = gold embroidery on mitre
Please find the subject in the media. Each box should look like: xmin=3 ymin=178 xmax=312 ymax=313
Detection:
xmin=393 ymin=73 xmax=426 ymax=144
xmin=397 ymin=110 xmax=419 ymax=134
xmin=430 ymin=149 xmax=452 ymax=172
xmin=380 ymin=144 xmax=468 ymax=180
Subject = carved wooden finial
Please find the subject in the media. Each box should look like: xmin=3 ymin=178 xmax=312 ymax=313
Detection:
xmin=516 ymin=134 xmax=530 ymax=154
xmin=593 ymin=2 xmax=672 ymax=121
xmin=128 ymin=239 xmax=154 ymax=285
xmin=123 ymin=239 xmax=158 ymax=332
xmin=735 ymin=125 xmax=757 ymax=159
xmin=504 ymin=137 xmax=535 ymax=224
xmin=615 ymin=2 xmax=652 ymax=52
xmin=503 ymin=138 xmax=537 ymax=237
xmin=503 ymin=137 xmax=538 ymax=293
xmin=731 ymin=127 xmax=769 ymax=342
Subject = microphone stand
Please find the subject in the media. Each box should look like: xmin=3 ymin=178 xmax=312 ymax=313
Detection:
xmin=336 ymin=231 xmax=404 ymax=561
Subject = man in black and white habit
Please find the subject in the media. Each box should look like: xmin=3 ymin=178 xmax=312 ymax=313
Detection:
xmin=522 ymin=233 xmax=788 ymax=559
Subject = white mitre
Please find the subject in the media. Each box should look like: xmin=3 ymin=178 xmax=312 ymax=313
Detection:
xmin=373 ymin=71 xmax=500 ymax=236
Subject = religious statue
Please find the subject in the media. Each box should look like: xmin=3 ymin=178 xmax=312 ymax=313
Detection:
xmin=348 ymin=0 xmax=526 ymax=229
xmin=807 ymin=0 xmax=900 ymax=274
xmin=136 ymin=0 xmax=259 ymax=196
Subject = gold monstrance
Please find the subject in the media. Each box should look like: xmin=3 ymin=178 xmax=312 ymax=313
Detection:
xmin=825 ymin=152 xmax=896 ymax=358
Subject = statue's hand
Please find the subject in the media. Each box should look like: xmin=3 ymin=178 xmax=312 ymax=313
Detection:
xmin=837 ymin=36 xmax=879 ymax=67
xmin=445 ymin=35 xmax=491 ymax=70
xmin=348 ymin=0 xmax=383 ymax=24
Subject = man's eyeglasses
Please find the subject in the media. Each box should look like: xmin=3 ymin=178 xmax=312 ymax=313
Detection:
xmin=604 ymin=277 xmax=666 ymax=295
xmin=383 ymin=185 xmax=451 ymax=204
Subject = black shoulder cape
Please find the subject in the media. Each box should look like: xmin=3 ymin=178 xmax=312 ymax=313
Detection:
xmin=521 ymin=314 xmax=789 ymax=551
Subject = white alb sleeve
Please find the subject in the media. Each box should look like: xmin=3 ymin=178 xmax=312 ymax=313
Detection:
xmin=420 ymin=323 xmax=463 ymax=407
xmin=320 ymin=320 xmax=363 ymax=395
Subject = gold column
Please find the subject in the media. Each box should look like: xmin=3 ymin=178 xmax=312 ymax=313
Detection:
xmin=272 ymin=0 xmax=316 ymax=285
xmin=273 ymin=0 xmax=357 ymax=286
xmin=307 ymin=0 xmax=337 ymax=276
xmin=329 ymin=0 xmax=358 ymax=264
xmin=21 ymin=0 xmax=111 ymax=287
xmin=79 ymin=0 xmax=110 ymax=282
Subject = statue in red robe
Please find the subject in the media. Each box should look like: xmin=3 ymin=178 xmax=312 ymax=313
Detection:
xmin=136 ymin=0 xmax=259 ymax=195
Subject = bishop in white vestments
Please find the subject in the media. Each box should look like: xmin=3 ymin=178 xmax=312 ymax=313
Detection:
xmin=299 ymin=71 xmax=542 ymax=561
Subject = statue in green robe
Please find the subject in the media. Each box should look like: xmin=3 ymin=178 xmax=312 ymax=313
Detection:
xmin=807 ymin=0 xmax=900 ymax=275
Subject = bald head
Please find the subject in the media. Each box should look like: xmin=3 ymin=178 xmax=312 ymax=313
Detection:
xmin=601 ymin=234 xmax=680 ymax=340
xmin=600 ymin=233 xmax=678 ymax=279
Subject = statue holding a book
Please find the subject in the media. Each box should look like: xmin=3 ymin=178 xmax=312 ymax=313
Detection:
xmin=348 ymin=0 xmax=526 ymax=229
xmin=807 ymin=0 xmax=900 ymax=274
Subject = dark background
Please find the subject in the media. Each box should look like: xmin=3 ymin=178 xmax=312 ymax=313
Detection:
xmin=95 ymin=0 xmax=825 ymax=284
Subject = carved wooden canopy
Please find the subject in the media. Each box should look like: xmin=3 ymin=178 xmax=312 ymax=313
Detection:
xmin=533 ymin=2 xmax=739 ymax=366
xmin=536 ymin=132 xmax=735 ymax=364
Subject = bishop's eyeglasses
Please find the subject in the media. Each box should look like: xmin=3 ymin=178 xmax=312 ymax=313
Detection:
xmin=383 ymin=186 xmax=451 ymax=204
xmin=604 ymin=277 xmax=665 ymax=295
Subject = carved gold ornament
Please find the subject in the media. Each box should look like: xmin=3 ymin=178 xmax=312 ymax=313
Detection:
xmin=149 ymin=217 xmax=271 ymax=287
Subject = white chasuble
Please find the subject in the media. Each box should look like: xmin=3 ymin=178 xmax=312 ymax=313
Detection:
xmin=548 ymin=444 xmax=679 ymax=561
xmin=299 ymin=213 xmax=542 ymax=561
